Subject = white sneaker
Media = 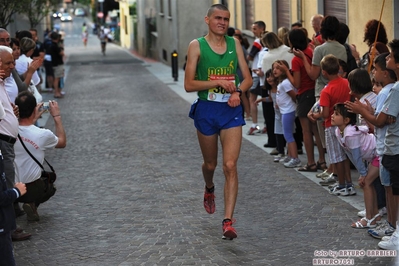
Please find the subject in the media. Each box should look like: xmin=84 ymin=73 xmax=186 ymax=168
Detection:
xmin=379 ymin=207 xmax=388 ymax=216
xmin=378 ymin=223 xmax=399 ymax=250
xmin=357 ymin=209 xmax=366 ymax=217
xmin=284 ymin=158 xmax=301 ymax=168
xmin=382 ymin=236 xmax=392 ymax=241
xmin=328 ymin=182 xmax=339 ymax=189
xmin=273 ymin=154 xmax=284 ymax=163
xmin=358 ymin=207 xmax=387 ymax=218
xmin=330 ymin=186 xmax=348 ymax=196
xmin=368 ymin=220 xmax=395 ymax=239
xmin=347 ymin=186 xmax=357 ymax=196
xmin=378 ymin=232 xmax=399 ymax=250
xmin=330 ymin=186 xmax=356 ymax=196
xmin=280 ymin=156 xmax=292 ymax=163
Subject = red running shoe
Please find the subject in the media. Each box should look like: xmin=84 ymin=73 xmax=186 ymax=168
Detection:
xmin=222 ymin=219 xmax=237 ymax=240
xmin=204 ymin=188 xmax=215 ymax=214
xmin=247 ymin=126 xmax=260 ymax=135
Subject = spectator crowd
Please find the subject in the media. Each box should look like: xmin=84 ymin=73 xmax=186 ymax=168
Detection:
xmin=0 ymin=27 xmax=66 ymax=265
xmin=231 ymin=15 xmax=399 ymax=251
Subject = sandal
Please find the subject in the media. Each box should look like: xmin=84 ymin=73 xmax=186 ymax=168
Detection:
xmin=317 ymin=161 xmax=327 ymax=171
xmin=351 ymin=213 xmax=380 ymax=229
xmin=298 ymin=163 xmax=317 ymax=172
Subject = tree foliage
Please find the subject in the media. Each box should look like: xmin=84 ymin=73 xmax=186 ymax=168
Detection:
xmin=129 ymin=2 xmax=136 ymax=16
xmin=0 ymin=0 xmax=29 ymax=28
xmin=75 ymin=0 xmax=91 ymax=6
xmin=22 ymin=0 xmax=60 ymax=28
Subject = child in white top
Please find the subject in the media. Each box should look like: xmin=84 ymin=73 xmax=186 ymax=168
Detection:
xmin=331 ymin=103 xmax=380 ymax=228
xmin=272 ymin=60 xmax=300 ymax=168
xmin=256 ymin=69 xmax=285 ymax=160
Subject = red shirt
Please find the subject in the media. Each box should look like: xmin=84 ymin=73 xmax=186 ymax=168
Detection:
xmin=311 ymin=34 xmax=325 ymax=46
xmin=319 ymin=77 xmax=350 ymax=127
xmin=291 ymin=47 xmax=315 ymax=95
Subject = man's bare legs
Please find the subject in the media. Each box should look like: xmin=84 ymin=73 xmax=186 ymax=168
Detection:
xmin=197 ymin=126 xmax=241 ymax=219
xmin=311 ymin=122 xmax=326 ymax=167
xmin=53 ymin=76 xmax=61 ymax=97
xmin=197 ymin=131 xmax=218 ymax=190
xmin=220 ymin=126 xmax=241 ymax=220
xmin=299 ymin=117 xmax=316 ymax=167
xmin=197 ymin=126 xmax=241 ymax=239
xmin=385 ymin=186 xmax=398 ymax=227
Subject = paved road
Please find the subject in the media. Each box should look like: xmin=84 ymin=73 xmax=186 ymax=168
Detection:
xmin=13 ymin=18 xmax=398 ymax=266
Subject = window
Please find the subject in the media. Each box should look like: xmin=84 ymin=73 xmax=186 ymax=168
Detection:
xmin=168 ymin=0 xmax=171 ymax=17
xmin=277 ymin=0 xmax=290 ymax=28
xmin=160 ymin=0 xmax=164 ymax=14
xmin=124 ymin=15 xmax=128 ymax=35
xmin=244 ymin=0 xmax=254 ymax=30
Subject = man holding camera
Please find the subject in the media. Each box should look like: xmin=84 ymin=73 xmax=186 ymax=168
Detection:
xmin=14 ymin=91 xmax=66 ymax=221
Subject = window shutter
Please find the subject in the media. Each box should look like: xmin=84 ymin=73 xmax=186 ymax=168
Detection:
xmin=324 ymin=0 xmax=346 ymax=23
xmin=277 ymin=0 xmax=290 ymax=28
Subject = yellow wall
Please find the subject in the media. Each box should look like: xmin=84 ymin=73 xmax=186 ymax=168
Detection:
xmin=291 ymin=0 xmax=298 ymax=24
xmin=225 ymin=0 xmax=236 ymax=27
xmin=254 ymin=0 xmax=272 ymax=32
xmin=301 ymin=0 xmax=318 ymax=36
xmin=209 ymin=0 xmax=243 ymax=30
xmin=119 ymin=2 xmax=131 ymax=49
xmin=233 ymin=0 xmax=243 ymax=29
xmin=347 ymin=0 xmax=393 ymax=56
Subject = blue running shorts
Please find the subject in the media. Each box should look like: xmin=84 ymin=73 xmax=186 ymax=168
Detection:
xmin=189 ymin=99 xmax=245 ymax=136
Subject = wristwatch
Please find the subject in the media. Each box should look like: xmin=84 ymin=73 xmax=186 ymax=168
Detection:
xmin=235 ymin=88 xmax=242 ymax=96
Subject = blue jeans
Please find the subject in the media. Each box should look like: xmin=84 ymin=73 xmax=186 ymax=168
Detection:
xmin=373 ymin=177 xmax=386 ymax=210
xmin=0 ymin=232 xmax=16 ymax=266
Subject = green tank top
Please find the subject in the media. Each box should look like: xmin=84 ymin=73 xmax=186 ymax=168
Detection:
xmin=196 ymin=36 xmax=238 ymax=102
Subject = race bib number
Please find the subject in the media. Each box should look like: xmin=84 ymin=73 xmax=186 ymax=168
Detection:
xmin=207 ymin=74 xmax=235 ymax=102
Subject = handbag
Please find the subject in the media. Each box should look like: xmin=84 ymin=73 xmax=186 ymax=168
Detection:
xmin=28 ymin=82 xmax=43 ymax=103
xmin=17 ymin=134 xmax=56 ymax=188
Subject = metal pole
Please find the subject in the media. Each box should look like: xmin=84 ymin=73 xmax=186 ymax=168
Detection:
xmin=100 ymin=2 xmax=103 ymax=25
xmin=98 ymin=0 xmax=104 ymax=25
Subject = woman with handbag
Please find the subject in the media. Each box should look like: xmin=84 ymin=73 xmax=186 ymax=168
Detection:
xmin=14 ymin=91 xmax=66 ymax=221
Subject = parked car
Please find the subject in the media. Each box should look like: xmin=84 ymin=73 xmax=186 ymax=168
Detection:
xmin=60 ymin=13 xmax=73 ymax=22
xmin=74 ymin=8 xmax=86 ymax=17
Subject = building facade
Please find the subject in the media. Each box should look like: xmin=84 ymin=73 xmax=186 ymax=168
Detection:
xmin=120 ymin=0 xmax=399 ymax=68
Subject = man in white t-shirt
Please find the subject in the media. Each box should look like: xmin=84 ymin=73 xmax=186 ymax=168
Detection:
xmin=14 ymin=91 xmax=66 ymax=221
xmin=247 ymin=21 xmax=266 ymax=135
